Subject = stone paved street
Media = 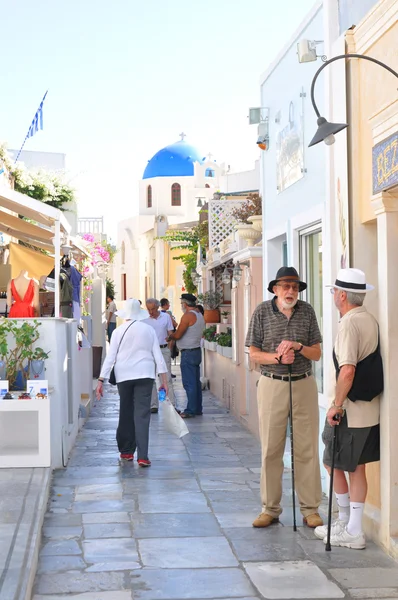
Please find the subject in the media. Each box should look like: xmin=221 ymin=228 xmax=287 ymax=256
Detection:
xmin=32 ymin=374 xmax=398 ymax=600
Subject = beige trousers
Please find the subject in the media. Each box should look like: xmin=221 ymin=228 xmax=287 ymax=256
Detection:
xmin=257 ymin=374 xmax=322 ymax=518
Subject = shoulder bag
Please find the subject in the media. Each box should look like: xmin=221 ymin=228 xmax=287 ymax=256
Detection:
xmin=109 ymin=321 xmax=135 ymax=385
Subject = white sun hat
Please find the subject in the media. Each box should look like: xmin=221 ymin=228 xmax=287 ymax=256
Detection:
xmin=116 ymin=299 xmax=149 ymax=320
xmin=326 ymin=268 xmax=374 ymax=293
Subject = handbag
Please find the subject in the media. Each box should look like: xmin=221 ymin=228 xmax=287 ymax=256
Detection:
xmin=109 ymin=321 xmax=135 ymax=385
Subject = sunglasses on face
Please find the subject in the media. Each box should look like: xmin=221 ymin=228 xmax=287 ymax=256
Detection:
xmin=277 ymin=283 xmax=300 ymax=292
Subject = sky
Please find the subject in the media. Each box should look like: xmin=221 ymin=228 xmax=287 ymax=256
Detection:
xmin=0 ymin=0 xmax=318 ymax=242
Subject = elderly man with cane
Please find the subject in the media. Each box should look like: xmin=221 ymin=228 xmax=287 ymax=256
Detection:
xmin=246 ymin=267 xmax=323 ymax=529
xmin=315 ymin=268 xmax=382 ymax=550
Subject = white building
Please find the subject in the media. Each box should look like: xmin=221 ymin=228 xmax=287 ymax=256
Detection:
xmin=114 ymin=136 xmax=224 ymax=309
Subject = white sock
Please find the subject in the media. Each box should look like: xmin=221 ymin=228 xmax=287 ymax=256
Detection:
xmin=347 ymin=502 xmax=364 ymax=536
xmin=335 ymin=492 xmax=350 ymax=523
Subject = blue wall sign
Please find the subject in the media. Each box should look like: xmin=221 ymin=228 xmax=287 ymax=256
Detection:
xmin=372 ymin=131 xmax=398 ymax=194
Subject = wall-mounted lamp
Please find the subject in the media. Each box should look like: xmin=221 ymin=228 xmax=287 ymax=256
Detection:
xmin=191 ymin=268 xmax=201 ymax=285
xmin=308 ymin=53 xmax=398 ymax=147
xmin=221 ymin=262 xmax=243 ymax=284
xmin=297 ymin=39 xmax=325 ymax=63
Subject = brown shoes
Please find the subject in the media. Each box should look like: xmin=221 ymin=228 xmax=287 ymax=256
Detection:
xmin=252 ymin=513 xmax=279 ymax=528
xmin=303 ymin=513 xmax=323 ymax=528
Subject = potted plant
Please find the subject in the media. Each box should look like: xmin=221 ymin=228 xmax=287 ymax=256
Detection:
xmin=231 ymin=193 xmax=262 ymax=246
xmin=203 ymin=325 xmax=217 ymax=351
xmin=29 ymin=346 xmax=50 ymax=380
xmin=217 ymin=331 xmax=233 ymax=358
xmin=197 ymin=291 xmax=223 ymax=324
xmin=0 ymin=320 xmax=49 ymax=390
xmin=221 ymin=310 xmax=229 ymax=324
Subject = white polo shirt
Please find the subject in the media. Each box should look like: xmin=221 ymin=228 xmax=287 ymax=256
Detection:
xmin=143 ymin=311 xmax=173 ymax=345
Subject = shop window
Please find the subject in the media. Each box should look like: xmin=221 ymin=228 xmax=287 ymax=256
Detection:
xmin=300 ymin=225 xmax=323 ymax=392
xmin=147 ymin=185 xmax=152 ymax=208
xmin=205 ymin=168 xmax=215 ymax=177
xmin=171 ymin=183 xmax=181 ymax=206
xmin=121 ymin=241 xmax=125 ymax=265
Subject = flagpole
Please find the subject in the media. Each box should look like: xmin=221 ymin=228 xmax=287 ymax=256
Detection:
xmin=14 ymin=90 xmax=48 ymax=163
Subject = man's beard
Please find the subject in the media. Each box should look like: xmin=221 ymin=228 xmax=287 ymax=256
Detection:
xmin=280 ymin=297 xmax=298 ymax=310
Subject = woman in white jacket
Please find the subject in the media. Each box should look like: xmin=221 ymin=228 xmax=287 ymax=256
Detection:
xmin=96 ymin=299 xmax=168 ymax=466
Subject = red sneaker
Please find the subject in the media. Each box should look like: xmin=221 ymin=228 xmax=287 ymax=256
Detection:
xmin=137 ymin=459 xmax=151 ymax=467
xmin=120 ymin=453 xmax=134 ymax=461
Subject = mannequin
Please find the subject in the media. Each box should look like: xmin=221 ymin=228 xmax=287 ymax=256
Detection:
xmin=7 ymin=270 xmax=39 ymax=318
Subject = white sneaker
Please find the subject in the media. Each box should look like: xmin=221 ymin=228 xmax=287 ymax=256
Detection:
xmin=314 ymin=519 xmax=346 ymax=540
xmin=323 ymin=526 xmax=366 ymax=549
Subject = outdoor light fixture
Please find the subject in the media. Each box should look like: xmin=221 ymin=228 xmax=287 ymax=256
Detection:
xmin=221 ymin=262 xmax=243 ymax=285
xmin=297 ymin=39 xmax=325 ymax=64
xmin=309 ymin=53 xmax=398 ymax=147
xmin=191 ymin=268 xmax=201 ymax=285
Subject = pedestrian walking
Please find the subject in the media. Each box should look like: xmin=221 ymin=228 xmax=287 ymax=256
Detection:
xmin=106 ymin=295 xmax=117 ymax=341
xmin=246 ymin=266 xmax=323 ymax=529
xmin=160 ymin=297 xmax=178 ymax=378
xmin=96 ymin=299 xmax=168 ymax=467
xmin=144 ymin=298 xmax=176 ymax=413
xmin=314 ymin=268 xmax=383 ymax=549
xmin=168 ymin=293 xmax=205 ymax=418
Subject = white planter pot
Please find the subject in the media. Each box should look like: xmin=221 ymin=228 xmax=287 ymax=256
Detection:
xmin=235 ymin=223 xmax=261 ymax=247
xmin=222 ymin=318 xmax=228 ymax=324
xmin=208 ymin=341 xmax=217 ymax=351
xmin=216 ymin=345 xmax=223 ymax=355
xmin=222 ymin=346 xmax=233 ymax=359
xmin=248 ymin=215 xmax=263 ymax=233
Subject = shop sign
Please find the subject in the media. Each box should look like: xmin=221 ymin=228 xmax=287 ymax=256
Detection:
xmin=372 ymin=132 xmax=398 ymax=194
xmin=0 ymin=380 xmax=9 ymax=396
xmin=27 ymin=379 xmax=48 ymax=398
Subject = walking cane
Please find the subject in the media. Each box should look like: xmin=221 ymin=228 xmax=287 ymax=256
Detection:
xmin=288 ymin=364 xmax=297 ymax=532
xmin=325 ymin=414 xmax=341 ymax=552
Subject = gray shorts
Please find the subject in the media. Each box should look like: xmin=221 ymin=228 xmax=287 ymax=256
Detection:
xmin=322 ymin=414 xmax=380 ymax=472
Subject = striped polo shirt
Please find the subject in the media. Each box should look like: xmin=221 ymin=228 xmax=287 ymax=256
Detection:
xmin=245 ymin=297 xmax=322 ymax=376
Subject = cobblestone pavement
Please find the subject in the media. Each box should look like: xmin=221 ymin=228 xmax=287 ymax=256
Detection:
xmin=32 ymin=374 xmax=398 ymax=600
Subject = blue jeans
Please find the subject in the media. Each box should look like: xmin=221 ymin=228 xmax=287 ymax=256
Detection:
xmin=107 ymin=322 xmax=116 ymax=341
xmin=180 ymin=348 xmax=202 ymax=415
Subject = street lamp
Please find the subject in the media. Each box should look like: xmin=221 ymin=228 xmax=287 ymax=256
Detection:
xmin=221 ymin=262 xmax=243 ymax=284
xmin=309 ymin=54 xmax=398 ymax=147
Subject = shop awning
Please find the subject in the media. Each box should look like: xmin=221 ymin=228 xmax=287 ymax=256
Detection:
xmin=0 ymin=184 xmax=88 ymax=314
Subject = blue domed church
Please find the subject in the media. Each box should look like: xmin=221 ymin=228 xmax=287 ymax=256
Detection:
xmin=115 ymin=135 xmax=222 ymax=312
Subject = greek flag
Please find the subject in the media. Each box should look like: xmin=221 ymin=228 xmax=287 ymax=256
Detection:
xmin=27 ymin=91 xmax=48 ymax=138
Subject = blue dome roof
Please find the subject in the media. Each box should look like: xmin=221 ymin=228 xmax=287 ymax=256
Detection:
xmin=143 ymin=140 xmax=204 ymax=179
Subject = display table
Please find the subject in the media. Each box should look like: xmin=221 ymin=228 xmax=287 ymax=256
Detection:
xmin=0 ymin=397 xmax=51 ymax=467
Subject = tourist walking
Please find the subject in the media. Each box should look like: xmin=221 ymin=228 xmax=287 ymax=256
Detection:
xmin=96 ymin=299 xmax=168 ymax=467
xmin=106 ymin=294 xmax=117 ymax=341
xmin=144 ymin=298 xmax=176 ymax=413
xmin=314 ymin=268 xmax=382 ymax=549
xmin=246 ymin=267 xmax=323 ymax=529
xmin=168 ymin=293 xmax=205 ymax=418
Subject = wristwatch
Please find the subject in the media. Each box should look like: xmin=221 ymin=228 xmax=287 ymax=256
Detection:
xmin=98 ymin=378 xmax=104 ymax=383
xmin=297 ymin=343 xmax=304 ymax=353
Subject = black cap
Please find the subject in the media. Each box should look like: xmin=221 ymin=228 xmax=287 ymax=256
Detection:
xmin=180 ymin=293 xmax=197 ymax=303
xmin=267 ymin=266 xmax=307 ymax=294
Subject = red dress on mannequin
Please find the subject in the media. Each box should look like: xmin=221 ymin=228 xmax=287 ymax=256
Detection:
xmin=9 ymin=279 xmax=35 ymax=317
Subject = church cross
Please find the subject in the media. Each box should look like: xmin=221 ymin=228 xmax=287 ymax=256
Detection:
xmin=207 ymin=152 xmax=213 ymax=160
xmin=179 ymin=132 xmax=186 ymax=141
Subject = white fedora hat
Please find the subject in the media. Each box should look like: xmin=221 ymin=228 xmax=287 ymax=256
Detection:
xmin=116 ymin=299 xmax=149 ymax=320
xmin=326 ymin=268 xmax=374 ymax=293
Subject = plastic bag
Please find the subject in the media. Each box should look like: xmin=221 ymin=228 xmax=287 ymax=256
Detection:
xmin=161 ymin=398 xmax=189 ymax=438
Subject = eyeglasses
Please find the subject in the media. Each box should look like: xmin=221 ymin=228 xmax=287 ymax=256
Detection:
xmin=277 ymin=283 xmax=300 ymax=292
xmin=330 ymin=288 xmax=340 ymax=295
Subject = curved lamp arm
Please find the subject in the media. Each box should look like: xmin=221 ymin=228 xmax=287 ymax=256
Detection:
xmin=311 ymin=53 xmax=398 ymax=118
